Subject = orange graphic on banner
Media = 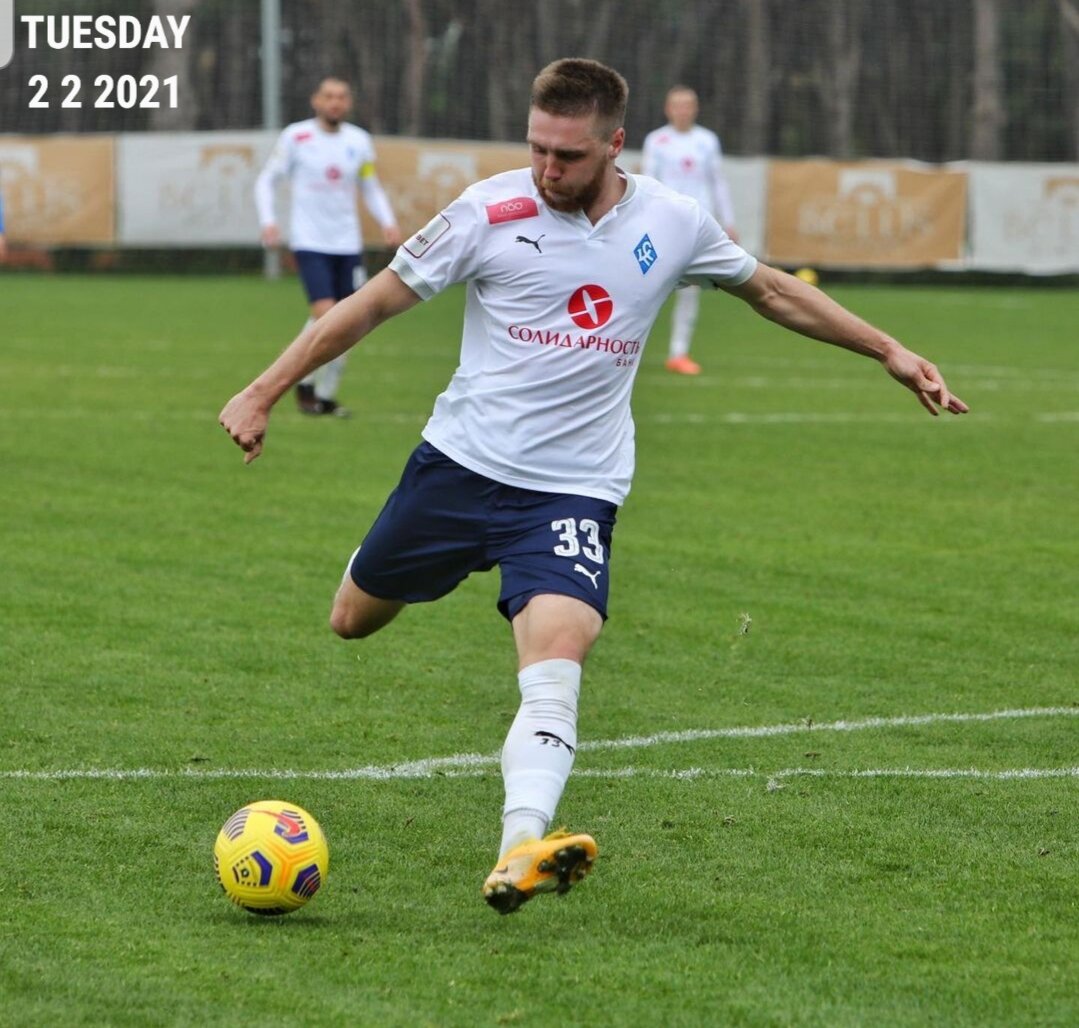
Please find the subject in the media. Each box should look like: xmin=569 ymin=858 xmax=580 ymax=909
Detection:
xmin=766 ymin=161 xmax=966 ymax=267
xmin=0 ymin=136 xmax=116 ymax=245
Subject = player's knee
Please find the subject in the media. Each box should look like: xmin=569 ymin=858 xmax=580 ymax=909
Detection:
xmin=329 ymin=602 xmax=373 ymax=639
xmin=329 ymin=589 xmax=403 ymax=640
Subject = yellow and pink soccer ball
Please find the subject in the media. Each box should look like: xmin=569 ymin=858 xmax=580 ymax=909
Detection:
xmin=214 ymin=800 xmax=329 ymax=916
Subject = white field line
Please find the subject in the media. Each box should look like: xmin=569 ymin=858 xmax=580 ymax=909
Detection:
xmin=2 ymin=706 xmax=1075 ymax=783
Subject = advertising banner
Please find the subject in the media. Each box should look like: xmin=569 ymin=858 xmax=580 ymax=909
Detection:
xmin=0 ymin=134 xmax=115 ymax=244
xmin=766 ymin=160 xmax=967 ymax=268
xmin=118 ymin=131 xmax=274 ymax=246
xmin=968 ymin=162 xmax=1079 ymax=274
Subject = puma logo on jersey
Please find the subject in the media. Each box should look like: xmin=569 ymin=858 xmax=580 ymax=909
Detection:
xmin=573 ymin=563 xmax=601 ymax=588
xmin=515 ymin=233 xmax=545 ymax=253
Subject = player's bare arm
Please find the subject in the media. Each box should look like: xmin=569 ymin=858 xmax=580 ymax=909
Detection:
xmin=723 ymin=262 xmax=969 ymax=416
xmin=219 ymin=269 xmax=420 ymax=462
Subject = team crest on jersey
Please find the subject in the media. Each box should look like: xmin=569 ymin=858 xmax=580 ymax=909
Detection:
xmin=485 ymin=197 xmax=539 ymax=225
xmin=294 ymin=131 xmax=313 ymax=143
xmin=633 ymin=234 xmax=658 ymax=275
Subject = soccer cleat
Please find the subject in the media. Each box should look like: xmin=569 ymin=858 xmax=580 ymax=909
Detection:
xmin=483 ymin=830 xmax=598 ymax=915
xmin=665 ymin=354 xmax=702 ymax=375
xmin=300 ymin=396 xmax=352 ymax=418
xmin=295 ymin=383 xmax=320 ymax=413
xmin=312 ymin=398 xmax=352 ymax=418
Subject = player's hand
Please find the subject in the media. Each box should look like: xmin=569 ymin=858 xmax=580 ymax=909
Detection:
xmin=382 ymin=224 xmax=403 ymax=248
xmin=882 ymin=344 xmax=969 ymax=416
xmin=219 ymin=391 xmax=269 ymax=464
xmin=260 ymin=225 xmax=282 ymax=248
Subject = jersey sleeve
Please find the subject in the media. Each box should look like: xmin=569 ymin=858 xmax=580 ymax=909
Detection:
xmin=0 ymin=188 xmax=5 ymax=234
xmin=679 ymin=206 xmax=756 ymax=288
xmin=254 ymin=130 xmax=291 ymax=227
xmin=360 ymin=175 xmax=397 ymax=230
xmin=388 ymin=188 xmax=486 ymax=300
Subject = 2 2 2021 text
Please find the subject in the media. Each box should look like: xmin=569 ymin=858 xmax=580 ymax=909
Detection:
xmin=28 ymin=74 xmax=179 ymax=109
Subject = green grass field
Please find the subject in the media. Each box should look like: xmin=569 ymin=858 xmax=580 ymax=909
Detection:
xmin=1 ymin=273 xmax=1076 ymax=1026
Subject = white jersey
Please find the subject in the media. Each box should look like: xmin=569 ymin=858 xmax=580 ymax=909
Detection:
xmin=641 ymin=124 xmax=735 ymax=227
xmin=255 ymin=119 xmax=395 ymax=255
xmin=389 ymin=167 xmax=756 ymax=505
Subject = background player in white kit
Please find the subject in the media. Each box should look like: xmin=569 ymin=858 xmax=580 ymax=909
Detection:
xmin=642 ymin=86 xmax=738 ymax=375
xmin=222 ymin=59 xmax=967 ymax=915
xmin=0 ymin=176 xmax=8 ymax=262
xmin=255 ymin=77 xmax=401 ymax=416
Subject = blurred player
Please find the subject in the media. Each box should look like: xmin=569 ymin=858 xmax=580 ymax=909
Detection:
xmin=255 ymin=76 xmax=401 ymax=416
xmin=0 ymin=178 xmax=7 ymax=262
xmin=222 ymin=59 xmax=967 ymax=914
xmin=642 ymin=86 xmax=738 ymax=375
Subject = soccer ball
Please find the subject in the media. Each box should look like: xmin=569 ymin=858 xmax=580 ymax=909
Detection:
xmin=794 ymin=267 xmax=820 ymax=287
xmin=213 ymin=800 xmax=329 ymax=916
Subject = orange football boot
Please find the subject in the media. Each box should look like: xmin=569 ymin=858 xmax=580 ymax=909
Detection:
xmin=665 ymin=354 xmax=702 ymax=375
xmin=483 ymin=830 xmax=598 ymax=915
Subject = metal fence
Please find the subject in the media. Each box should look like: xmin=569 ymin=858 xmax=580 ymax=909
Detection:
xmin=3 ymin=0 xmax=1077 ymax=161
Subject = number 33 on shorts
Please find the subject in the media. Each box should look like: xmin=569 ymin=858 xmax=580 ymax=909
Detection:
xmin=550 ymin=518 xmax=605 ymax=564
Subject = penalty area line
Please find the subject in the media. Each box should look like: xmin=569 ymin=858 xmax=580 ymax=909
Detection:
xmin=1 ymin=705 xmax=1075 ymax=782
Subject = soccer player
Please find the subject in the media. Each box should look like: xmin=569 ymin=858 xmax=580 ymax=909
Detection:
xmin=255 ymin=76 xmax=401 ymax=416
xmin=0 ymin=180 xmax=7 ymax=262
xmin=642 ymin=86 xmax=738 ymax=375
xmin=221 ymin=59 xmax=967 ymax=914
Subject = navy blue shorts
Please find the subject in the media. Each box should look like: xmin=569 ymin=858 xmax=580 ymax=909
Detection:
xmin=293 ymin=250 xmax=363 ymax=303
xmin=348 ymin=442 xmax=618 ymax=621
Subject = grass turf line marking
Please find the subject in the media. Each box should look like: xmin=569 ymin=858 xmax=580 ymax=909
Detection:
xmin=2 ymin=706 xmax=1075 ymax=782
xmin=1 ymin=766 xmax=1075 ymax=784
xmin=577 ymin=705 xmax=1079 ymax=754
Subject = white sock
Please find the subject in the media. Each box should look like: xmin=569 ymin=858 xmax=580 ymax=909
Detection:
xmin=298 ymin=318 xmax=317 ymax=387
xmin=499 ymin=658 xmax=581 ymax=858
xmin=314 ymin=354 xmax=347 ymax=402
xmin=669 ymin=285 xmax=701 ymax=359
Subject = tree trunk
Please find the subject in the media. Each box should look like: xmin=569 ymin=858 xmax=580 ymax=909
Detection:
xmin=970 ymin=0 xmax=1005 ymax=159
xmin=1060 ymin=0 xmax=1079 ymax=160
xmin=147 ymin=0 xmax=200 ymax=129
xmin=821 ymin=0 xmax=861 ymax=157
xmin=740 ymin=0 xmax=771 ymax=154
xmin=401 ymin=0 xmax=427 ymax=137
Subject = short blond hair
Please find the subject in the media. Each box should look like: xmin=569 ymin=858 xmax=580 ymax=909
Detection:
xmin=530 ymin=58 xmax=629 ymax=138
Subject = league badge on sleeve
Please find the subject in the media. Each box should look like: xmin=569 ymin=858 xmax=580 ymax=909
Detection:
xmin=404 ymin=212 xmax=451 ymax=259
